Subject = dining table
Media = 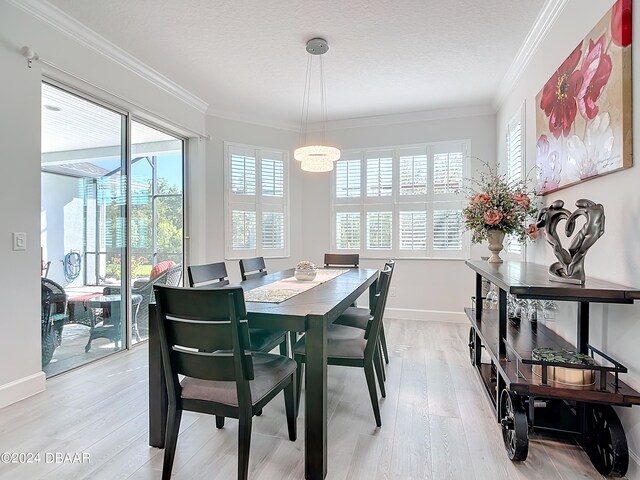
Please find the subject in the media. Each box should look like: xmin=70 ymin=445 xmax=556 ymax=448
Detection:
xmin=147 ymin=266 xmax=379 ymax=479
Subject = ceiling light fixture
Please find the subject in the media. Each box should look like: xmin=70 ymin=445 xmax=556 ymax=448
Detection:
xmin=294 ymin=38 xmax=340 ymax=173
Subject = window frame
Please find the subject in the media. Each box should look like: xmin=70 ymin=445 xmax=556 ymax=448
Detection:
xmin=330 ymin=140 xmax=471 ymax=260
xmin=224 ymin=141 xmax=290 ymax=259
xmin=504 ymin=104 xmax=526 ymax=257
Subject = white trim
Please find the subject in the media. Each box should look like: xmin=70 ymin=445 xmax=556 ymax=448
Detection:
xmin=9 ymin=0 xmax=209 ymax=114
xmin=629 ymin=448 xmax=640 ymax=476
xmin=492 ymin=0 xmax=569 ymax=110
xmin=0 ymin=372 xmax=46 ymax=409
xmin=385 ymin=308 xmax=467 ymax=323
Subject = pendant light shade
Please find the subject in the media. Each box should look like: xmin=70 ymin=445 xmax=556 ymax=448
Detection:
xmin=301 ymin=156 xmax=335 ymax=172
xmin=295 ymin=38 xmax=340 ymax=172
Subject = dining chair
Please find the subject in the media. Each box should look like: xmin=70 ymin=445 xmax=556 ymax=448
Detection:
xmin=239 ymin=256 xmax=268 ymax=281
xmin=187 ymin=261 xmax=289 ymax=356
xmin=154 ymin=285 xmax=297 ymax=480
xmin=324 ymin=253 xmax=359 ymax=267
xmin=334 ymin=260 xmax=395 ymax=366
xmin=187 ymin=261 xmax=230 ymax=288
xmin=294 ymin=265 xmax=392 ymax=427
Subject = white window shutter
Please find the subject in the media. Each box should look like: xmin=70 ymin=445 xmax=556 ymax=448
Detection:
xmin=433 ymin=209 xmax=463 ymax=251
xmin=506 ymin=107 xmax=524 ymax=255
xmin=399 ymin=154 xmax=428 ymax=196
xmin=336 ymin=212 xmax=360 ymax=249
xmin=231 ymin=154 xmax=256 ymax=195
xmin=231 ymin=210 xmax=257 ymax=249
xmin=335 ymin=160 xmax=361 ymax=198
xmin=366 ymin=157 xmax=393 ymax=197
xmin=261 ymin=158 xmax=284 ymax=197
xmin=366 ymin=211 xmax=393 ymax=250
xmin=399 ymin=211 xmax=427 ymax=250
xmin=262 ymin=212 xmax=284 ymax=249
xmin=433 ymin=152 xmax=463 ymax=194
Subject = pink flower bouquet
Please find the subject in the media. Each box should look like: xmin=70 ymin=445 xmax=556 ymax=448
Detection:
xmin=462 ymin=165 xmax=538 ymax=244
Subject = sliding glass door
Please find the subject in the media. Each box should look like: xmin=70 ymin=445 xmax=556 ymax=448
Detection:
xmin=41 ymin=81 xmax=185 ymax=376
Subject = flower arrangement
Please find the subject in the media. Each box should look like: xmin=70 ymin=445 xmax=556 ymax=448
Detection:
xmin=462 ymin=165 xmax=539 ymax=244
xmin=295 ymin=260 xmax=317 ymax=281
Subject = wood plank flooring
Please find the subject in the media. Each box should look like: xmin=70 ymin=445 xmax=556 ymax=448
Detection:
xmin=0 ymin=319 xmax=611 ymax=479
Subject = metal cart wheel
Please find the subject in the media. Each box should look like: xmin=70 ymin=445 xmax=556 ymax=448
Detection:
xmin=584 ymin=405 xmax=628 ymax=477
xmin=500 ymin=389 xmax=529 ymax=461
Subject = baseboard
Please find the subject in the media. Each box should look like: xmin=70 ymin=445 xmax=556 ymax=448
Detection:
xmin=629 ymin=447 xmax=640 ymax=479
xmin=0 ymin=372 xmax=46 ymax=409
xmin=385 ymin=308 xmax=467 ymax=323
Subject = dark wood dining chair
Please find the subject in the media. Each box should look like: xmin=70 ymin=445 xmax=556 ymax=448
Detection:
xmin=324 ymin=253 xmax=359 ymax=267
xmin=154 ymin=285 xmax=297 ymax=480
xmin=187 ymin=261 xmax=289 ymax=356
xmin=294 ymin=265 xmax=392 ymax=427
xmin=187 ymin=261 xmax=230 ymax=288
xmin=239 ymin=257 xmax=268 ymax=281
xmin=334 ymin=260 xmax=395 ymax=366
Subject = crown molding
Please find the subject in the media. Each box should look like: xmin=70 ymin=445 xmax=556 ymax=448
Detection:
xmin=8 ymin=0 xmax=209 ymax=114
xmin=207 ymin=103 xmax=495 ymax=134
xmin=492 ymin=0 xmax=569 ymax=110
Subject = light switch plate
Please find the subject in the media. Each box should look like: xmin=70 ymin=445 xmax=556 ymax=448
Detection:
xmin=13 ymin=232 xmax=26 ymax=251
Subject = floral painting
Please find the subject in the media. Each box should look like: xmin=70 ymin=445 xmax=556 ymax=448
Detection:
xmin=536 ymin=0 xmax=632 ymax=195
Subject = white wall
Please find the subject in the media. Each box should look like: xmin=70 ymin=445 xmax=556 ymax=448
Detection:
xmin=301 ymin=114 xmax=497 ymax=319
xmin=0 ymin=1 xmax=206 ymax=407
xmin=41 ymin=173 xmax=85 ymax=287
xmin=496 ymin=1 xmax=640 ymax=476
xmin=201 ymin=116 xmax=303 ymax=281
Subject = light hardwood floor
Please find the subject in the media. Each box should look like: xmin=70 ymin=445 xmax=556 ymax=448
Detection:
xmin=0 ymin=319 xmax=612 ymax=479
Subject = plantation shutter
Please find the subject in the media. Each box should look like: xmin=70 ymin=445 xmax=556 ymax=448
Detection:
xmin=366 ymin=156 xmax=393 ymax=197
xmin=225 ymin=143 xmax=288 ymax=258
xmin=366 ymin=211 xmax=393 ymax=250
xmin=399 ymin=153 xmax=428 ymax=195
xmin=432 ymin=209 xmax=463 ymax=251
xmin=336 ymin=212 xmax=360 ymax=249
xmin=399 ymin=210 xmax=427 ymax=251
xmin=433 ymin=152 xmax=463 ymax=194
xmin=506 ymin=107 xmax=524 ymax=255
xmin=336 ymin=160 xmax=361 ymax=198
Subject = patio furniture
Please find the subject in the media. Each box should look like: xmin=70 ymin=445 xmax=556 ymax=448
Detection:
xmin=41 ymin=278 xmax=68 ymax=367
xmin=84 ymin=294 xmax=143 ymax=351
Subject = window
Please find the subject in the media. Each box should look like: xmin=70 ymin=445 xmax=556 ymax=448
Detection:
xmin=505 ymin=106 xmax=524 ymax=255
xmin=225 ymin=143 xmax=288 ymax=258
xmin=331 ymin=141 xmax=470 ymax=258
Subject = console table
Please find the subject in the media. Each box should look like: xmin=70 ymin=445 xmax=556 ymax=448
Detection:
xmin=465 ymin=260 xmax=640 ymax=477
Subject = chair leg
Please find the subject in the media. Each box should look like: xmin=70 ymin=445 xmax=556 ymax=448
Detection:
xmin=237 ymin=413 xmax=252 ymax=480
xmin=380 ymin=321 xmax=390 ymax=364
xmin=284 ymin=375 xmax=297 ymax=441
xmin=161 ymin=407 xmax=183 ymax=480
xmin=295 ymin=356 xmax=304 ymax=412
xmin=216 ymin=416 xmax=225 ymax=429
xmin=373 ymin=349 xmax=386 ymax=398
xmin=364 ymin=364 xmax=382 ymax=427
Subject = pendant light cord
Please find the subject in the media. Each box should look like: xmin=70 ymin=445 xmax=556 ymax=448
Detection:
xmin=298 ymin=54 xmax=312 ymax=147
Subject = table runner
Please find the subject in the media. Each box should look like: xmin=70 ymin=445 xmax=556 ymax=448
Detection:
xmin=244 ymin=269 xmax=348 ymax=303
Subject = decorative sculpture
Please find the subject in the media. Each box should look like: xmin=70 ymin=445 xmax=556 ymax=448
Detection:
xmin=535 ymin=199 xmax=605 ymax=285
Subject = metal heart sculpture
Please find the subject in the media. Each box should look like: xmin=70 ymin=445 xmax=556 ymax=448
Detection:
xmin=535 ymin=199 xmax=605 ymax=285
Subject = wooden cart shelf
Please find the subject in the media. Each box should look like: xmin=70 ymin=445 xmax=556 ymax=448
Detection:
xmin=465 ymin=307 xmax=640 ymax=406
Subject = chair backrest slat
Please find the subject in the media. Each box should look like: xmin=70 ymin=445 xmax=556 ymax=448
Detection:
xmin=239 ymin=257 xmax=267 ymax=281
xmin=187 ymin=262 xmax=230 ymax=288
xmin=154 ymin=285 xmax=254 ymax=384
xmin=324 ymin=253 xmax=359 ymax=267
xmin=364 ymin=266 xmax=392 ymax=358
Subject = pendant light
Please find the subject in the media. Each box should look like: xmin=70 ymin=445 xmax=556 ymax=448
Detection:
xmin=294 ymin=38 xmax=341 ymax=172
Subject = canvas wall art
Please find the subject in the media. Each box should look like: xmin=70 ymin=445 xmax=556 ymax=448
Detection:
xmin=536 ymin=0 xmax=632 ymax=195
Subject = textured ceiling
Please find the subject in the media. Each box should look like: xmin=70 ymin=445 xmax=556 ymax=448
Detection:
xmin=47 ymin=0 xmax=545 ymax=126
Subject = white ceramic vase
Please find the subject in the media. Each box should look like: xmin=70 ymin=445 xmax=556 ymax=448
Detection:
xmin=486 ymin=228 xmax=505 ymax=263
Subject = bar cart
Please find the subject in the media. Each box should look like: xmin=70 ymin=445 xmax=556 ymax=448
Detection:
xmin=465 ymin=260 xmax=640 ymax=477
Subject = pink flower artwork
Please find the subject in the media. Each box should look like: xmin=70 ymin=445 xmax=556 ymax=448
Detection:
xmin=535 ymin=1 xmax=631 ymax=194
